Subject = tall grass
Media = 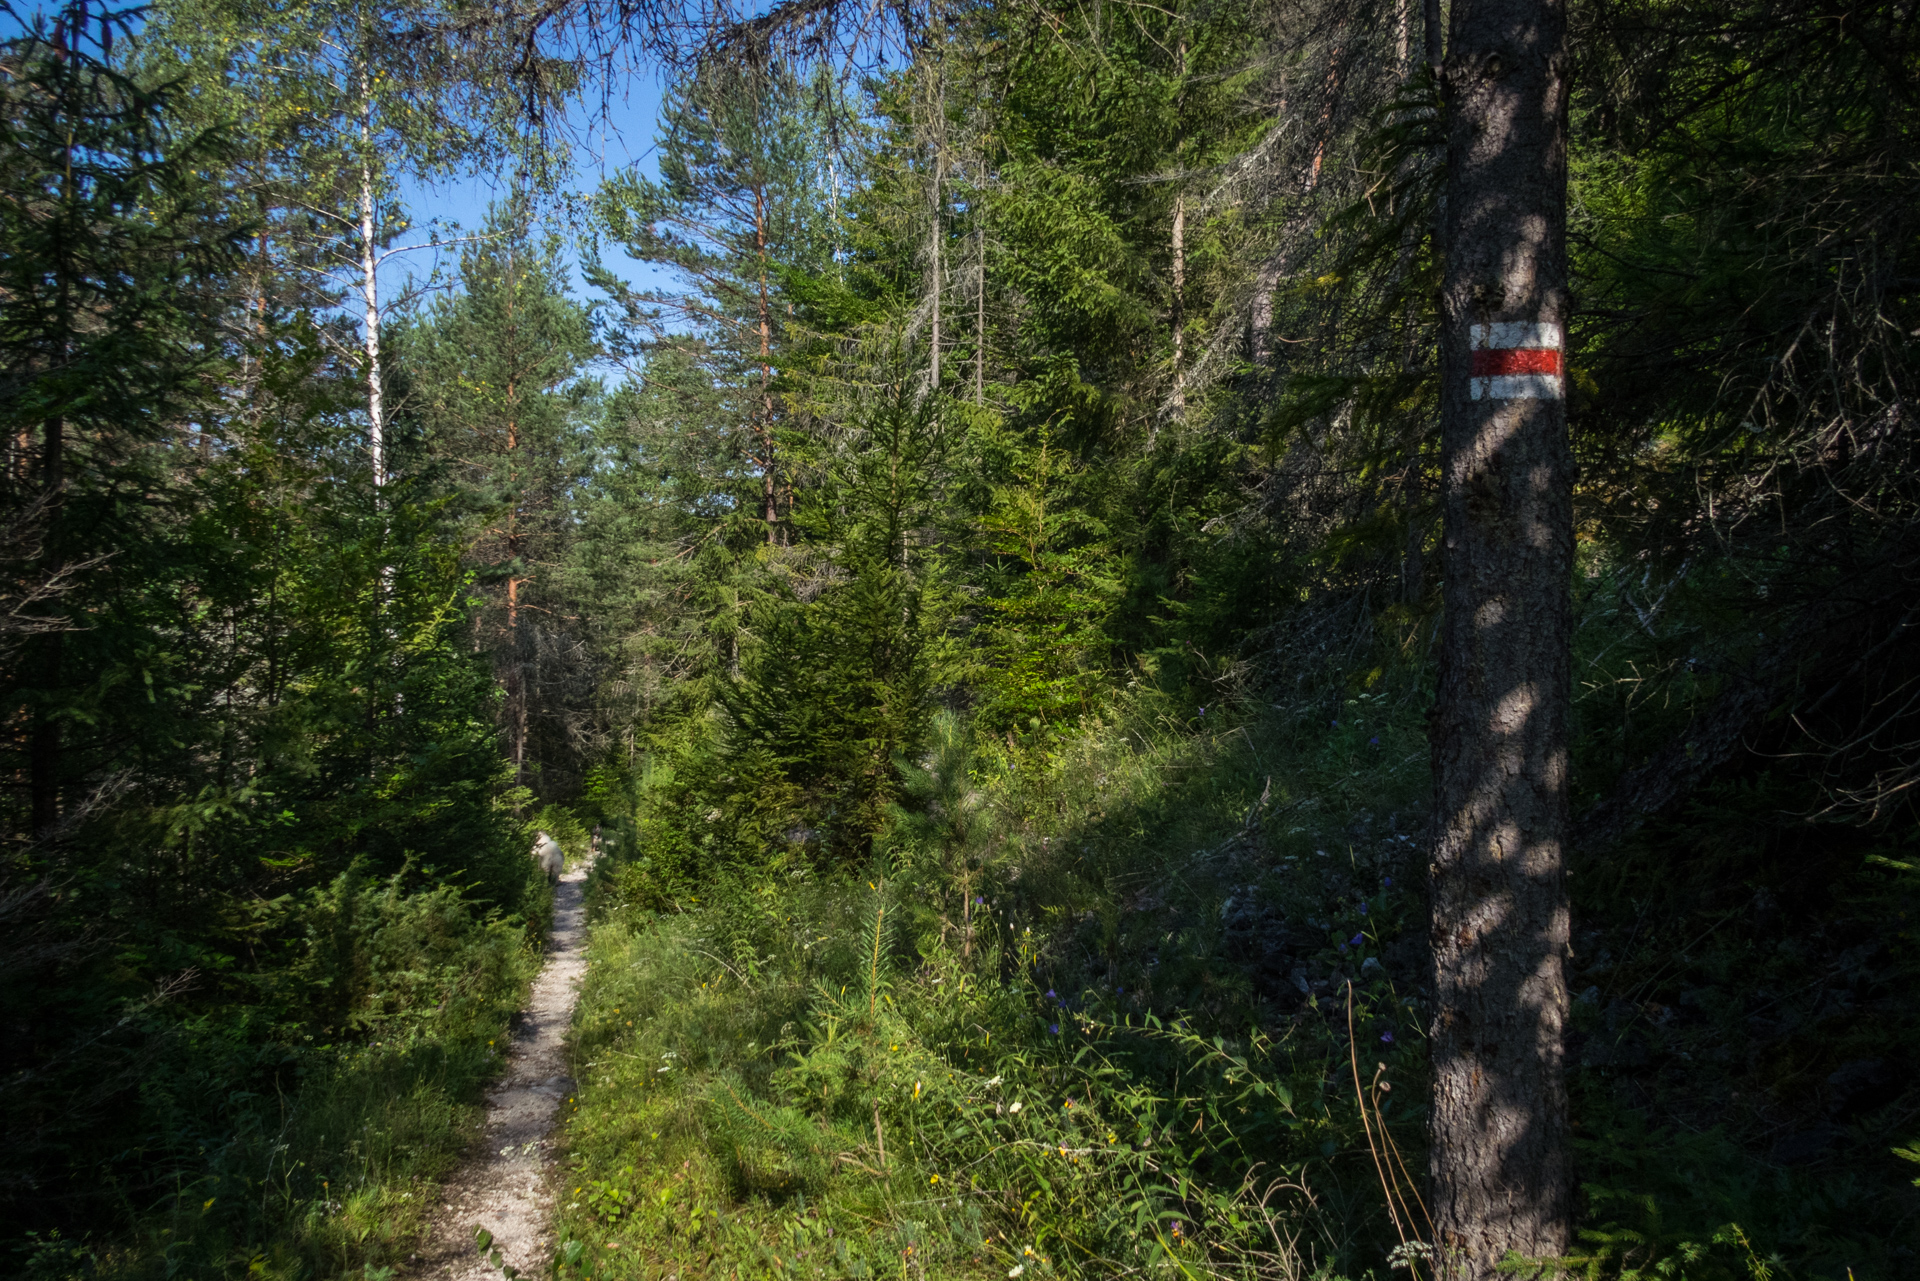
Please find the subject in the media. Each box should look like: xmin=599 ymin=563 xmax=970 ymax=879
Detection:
xmin=555 ymin=686 xmax=1438 ymax=1281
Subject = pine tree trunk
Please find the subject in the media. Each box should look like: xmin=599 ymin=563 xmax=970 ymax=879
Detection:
xmin=29 ymin=413 xmax=62 ymax=838
xmin=1429 ymin=0 xmax=1574 ymax=1275
xmin=32 ymin=166 xmax=73 ymax=839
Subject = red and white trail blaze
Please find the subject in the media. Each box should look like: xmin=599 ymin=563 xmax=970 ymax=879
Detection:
xmin=1469 ymin=322 xmax=1563 ymax=400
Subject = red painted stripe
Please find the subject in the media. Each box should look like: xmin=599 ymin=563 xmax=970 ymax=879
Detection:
xmin=1472 ymin=348 xmax=1561 ymax=376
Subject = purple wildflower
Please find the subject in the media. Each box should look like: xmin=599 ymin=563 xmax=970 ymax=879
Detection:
xmin=1380 ymin=1031 xmax=1395 ymax=1044
xmin=1382 ymin=877 xmax=1392 ymax=887
xmin=1049 ymin=1023 xmax=1060 ymax=1035
xmin=1046 ymin=989 xmax=1056 ymax=998
xmin=1349 ymin=933 xmax=1364 ymax=947
xmin=1368 ymin=736 xmax=1380 ymax=746
xmin=1358 ymin=902 xmax=1368 ymax=915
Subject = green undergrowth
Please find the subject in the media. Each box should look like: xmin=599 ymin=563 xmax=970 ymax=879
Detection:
xmin=553 ymin=693 xmax=1442 ymax=1281
xmin=551 ymin=665 xmax=1920 ymax=1281
xmin=13 ymin=823 xmax=602 ymax=1281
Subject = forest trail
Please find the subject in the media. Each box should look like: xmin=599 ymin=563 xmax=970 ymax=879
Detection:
xmin=408 ymin=856 xmax=593 ymax=1280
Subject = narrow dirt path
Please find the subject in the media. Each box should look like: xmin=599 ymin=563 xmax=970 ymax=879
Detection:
xmin=409 ymin=856 xmax=593 ymax=1280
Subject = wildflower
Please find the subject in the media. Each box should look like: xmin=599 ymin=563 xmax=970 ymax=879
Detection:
xmin=1368 ymin=736 xmax=1380 ymax=746
xmin=1198 ymin=706 xmax=1206 ymax=716
xmin=1383 ymin=876 xmax=1392 ymax=887
xmin=914 ymin=1080 xmax=922 ymax=1098
xmin=1049 ymin=1023 xmax=1060 ymax=1035
xmin=1171 ymin=1220 xmax=1184 ymax=1239
xmin=974 ymin=896 xmax=985 ymax=905
xmin=986 ymin=1075 xmax=1003 ymax=1087
xmin=1008 ymin=1268 xmax=1025 ymax=1279
xmin=929 ymin=1174 xmax=941 ymax=1185
xmin=1358 ymin=901 xmax=1368 ymax=914
xmin=1381 ymin=1031 xmax=1395 ymax=1044
xmin=1349 ymin=933 xmax=1364 ymax=947
xmin=1046 ymin=989 xmax=1056 ymax=998
xmin=1010 ymin=1101 xmax=1023 ymax=1114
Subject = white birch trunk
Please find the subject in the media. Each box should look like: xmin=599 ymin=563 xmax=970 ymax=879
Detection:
xmin=358 ymin=77 xmax=385 ymax=489
xmin=976 ymin=226 xmax=986 ymax=405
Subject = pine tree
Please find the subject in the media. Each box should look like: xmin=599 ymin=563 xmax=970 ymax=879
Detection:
xmin=591 ymin=61 xmax=837 ymax=546
xmin=400 ymin=201 xmax=599 ymax=795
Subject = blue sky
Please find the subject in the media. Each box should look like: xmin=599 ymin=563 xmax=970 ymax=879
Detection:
xmin=393 ymin=69 xmax=675 ymax=332
xmin=3 ymin=1 xmax=679 ymax=348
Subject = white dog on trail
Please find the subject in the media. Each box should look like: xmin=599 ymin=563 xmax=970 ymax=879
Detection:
xmin=531 ymin=831 xmax=564 ymax=884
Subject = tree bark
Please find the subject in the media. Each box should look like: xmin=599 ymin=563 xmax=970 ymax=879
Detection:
xmin=31 ymin=152 xmax=73 ymax=840
xmin=358 ymin=73 xmax=385 ymax=489
xmin=29 ymin=415 xmax=62 ymax=839
xmin=1429 ymin=0 xmax=1573 ymax=1275
xmin=975 ymin=225 xmax=986 ymax=405
xmin=1169 ymin=38 xmax=1188 ymax=427
xmin=929 ymin=167 xmax=941 ymax=389
xmin=926 ymin=17 xmax=947 ymax=394
xmin=754 ymin=184 xmax=778 ymax=542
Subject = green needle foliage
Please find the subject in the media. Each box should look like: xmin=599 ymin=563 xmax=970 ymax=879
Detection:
xmin=8 ymin=0 xmax=1920 ymax=1274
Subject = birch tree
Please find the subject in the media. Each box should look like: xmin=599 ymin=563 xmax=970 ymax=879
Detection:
xmin=142 ymin=0 xmax=535 ymax=483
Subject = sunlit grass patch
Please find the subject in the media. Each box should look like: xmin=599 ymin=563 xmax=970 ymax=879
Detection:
xmin=555 ymin=896 xmax=1412 ymax=1279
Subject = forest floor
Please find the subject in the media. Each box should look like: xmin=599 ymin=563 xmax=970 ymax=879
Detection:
xmin=406 ymin=856 xmax=594 ymax=1281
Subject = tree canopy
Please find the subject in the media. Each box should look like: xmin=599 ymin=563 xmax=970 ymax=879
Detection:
xmin=4 ymin=0 xmax=1919 ymax=1276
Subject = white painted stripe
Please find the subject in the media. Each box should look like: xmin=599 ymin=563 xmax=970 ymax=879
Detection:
xmin=1471 ymin=322 xmax=1562 ymax=350
xmin=1471 ymin=374 xmax=1564 ymax=401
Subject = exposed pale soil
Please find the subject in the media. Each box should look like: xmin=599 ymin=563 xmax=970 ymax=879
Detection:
xmin=407 ymin=857 xmax=591 ymax=1280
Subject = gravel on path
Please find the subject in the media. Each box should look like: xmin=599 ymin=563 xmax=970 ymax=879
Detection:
xmin=407 ymin=856 xmax=592 ymax=1280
